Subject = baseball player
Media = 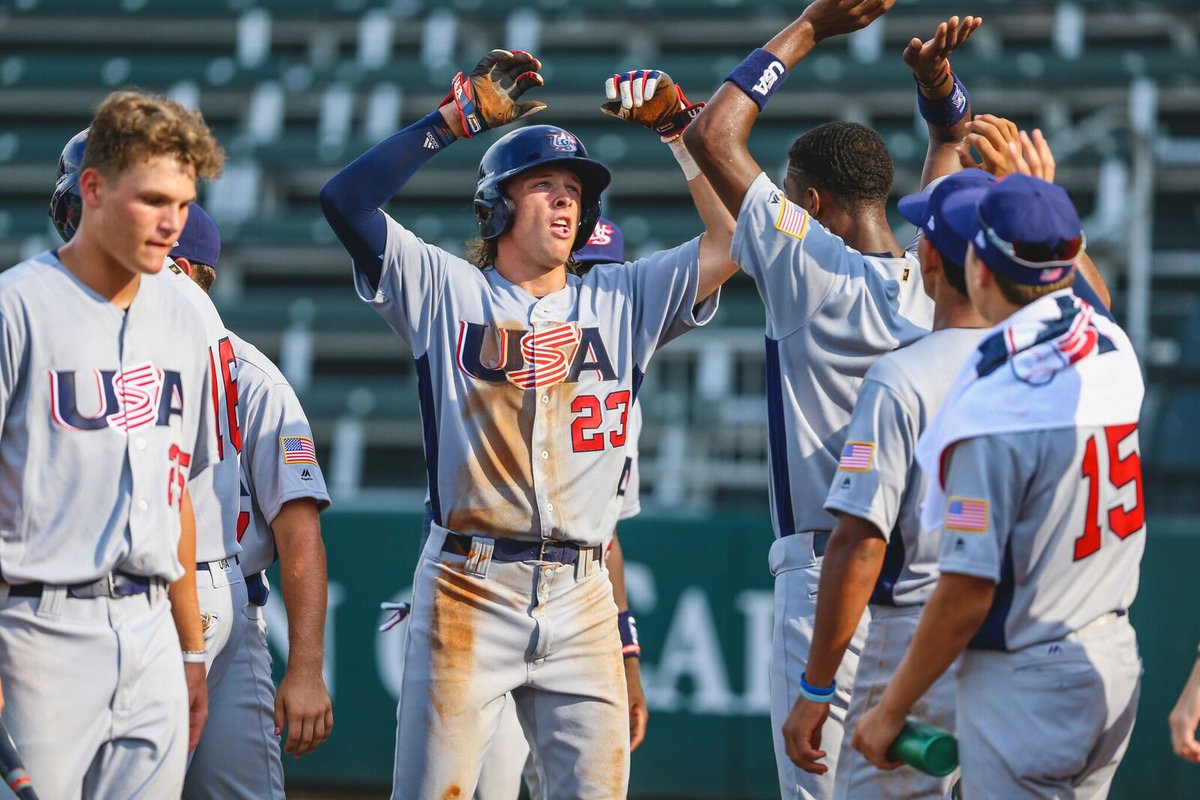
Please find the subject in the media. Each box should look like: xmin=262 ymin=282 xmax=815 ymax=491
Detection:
xmin=320 ymin=50 xmax=737 ymax=798
xmin=50 ymin=131 xmax=253 ymax=792
xmin=683 ymin=6 xmax=982 ymax=796
xmin=456 ymin=218 xmax=648 ymax=800
xmin=853 ymin=174 xmax=1146 ymax=798
xmin=780 ymin=167 xmax=995 ymax=797
xmin=166 ymin=206 xmax=334 ymax=799
xmin=0 ymin=90 xmax=222 ymax=797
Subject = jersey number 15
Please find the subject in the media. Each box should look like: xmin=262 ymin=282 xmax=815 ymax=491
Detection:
xmin=1075 ymin=423 xmax=1144 ymax=561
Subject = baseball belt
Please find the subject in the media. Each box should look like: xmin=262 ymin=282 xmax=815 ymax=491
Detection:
xmin=442 ymin=532 xmax=602 ymax=566
xmin=6 ymin=573 xmax=164 ymax=600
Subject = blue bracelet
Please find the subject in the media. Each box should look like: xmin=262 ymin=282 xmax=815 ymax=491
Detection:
xmin=916 ymin=71 xmax=970 ymax=128
xmin=618 ymin=610 xmax=641 ymax=658
xmin=725 ymin=48 xmax=789 ymax=111
xmin=799 ymin=672 xmax=837 ymax=704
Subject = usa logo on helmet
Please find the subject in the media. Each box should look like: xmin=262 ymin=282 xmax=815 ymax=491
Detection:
xmin=547 ymin=130 xmax=578 ymax=152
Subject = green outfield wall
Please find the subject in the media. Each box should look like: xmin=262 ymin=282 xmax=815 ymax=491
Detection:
xmin=272 ymin=511 xmax=1200 ymax=799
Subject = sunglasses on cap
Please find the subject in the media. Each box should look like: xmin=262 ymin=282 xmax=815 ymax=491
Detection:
xmin=977 ymin=206 xmax=1085 ymax=269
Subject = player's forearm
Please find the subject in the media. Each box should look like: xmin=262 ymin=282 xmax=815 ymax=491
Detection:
xmin=607 ymin=532 xmax=630 ymax=612
xmin=170 ymin=488 xmax=205 ymax=652
xmin=688 ymin=172 xmax=741 ymax=302
xmin=318 ymin=109 xmax=457 ymax=285
xmin=877 ymin=572 xmax=993 ymax=717
xmin=805 ymin=517 xmax=886 ymax=686
xmin=274 ymin=499 xmax=329 ymax=675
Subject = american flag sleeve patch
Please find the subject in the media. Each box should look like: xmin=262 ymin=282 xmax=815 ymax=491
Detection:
xmin=945 ymin=497 xmax=989 ymax=532
xmin=775 ymin=198 xmax=810 ymax=240
xmin=837 ymin=441 xmax=874 ymax=472
xmin=281 ymin=435 xmax=318 ymax=465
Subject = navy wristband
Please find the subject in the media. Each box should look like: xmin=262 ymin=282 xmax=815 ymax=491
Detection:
xmin=618 ymin=610 xmax=641 ymax=659
xmin=916 ymin=71 xmax=970 ymax=128
xmin=799 ymin=671 xmax=837 ymax=703
xmin=725 ymin=48 xmax=789 ymax=111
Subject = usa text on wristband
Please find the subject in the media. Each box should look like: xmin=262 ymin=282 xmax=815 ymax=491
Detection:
xmin=916 ymin=71 xmax=970 ymax=128
xmin=799 ymin=671 xmax=837 ymax=704
xmin=618 ymin=609 xmax=641 ymax=658
xmin=725 ymin=48 xmax=789 ymax=112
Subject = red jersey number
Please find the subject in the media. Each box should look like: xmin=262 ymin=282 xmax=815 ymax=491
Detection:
xmin=1074 ymin=424 xmax=1144 ymax=561
xmin=210 ymin=337 xmax=242 ymax=460
xmin=570 ymin=391 xmax=631 ymax=453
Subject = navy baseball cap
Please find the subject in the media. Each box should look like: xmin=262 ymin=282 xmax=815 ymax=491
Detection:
xmin=171 ymin=203 xmax=221 ymax=269
xmin=941 ymin=174 xmax=1085 ymax=286
xmin=897 ymin=168 xmax=994 ymax=267
xmin=575 ymin=218 xmax=623 ymax=266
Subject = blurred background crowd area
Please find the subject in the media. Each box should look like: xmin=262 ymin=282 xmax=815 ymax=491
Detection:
xmin=1 ymin=0 xmax=1198 ymax=517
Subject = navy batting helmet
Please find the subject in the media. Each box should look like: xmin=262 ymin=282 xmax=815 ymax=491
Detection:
xmin=50 ymin=128 xmax=88 ymax=243
xmin=474 ymin=124 xmax=612 ymax=252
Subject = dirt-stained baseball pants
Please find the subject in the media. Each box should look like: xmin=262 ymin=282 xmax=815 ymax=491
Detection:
xmin=390 ymin=524 xmax=629 ymax=800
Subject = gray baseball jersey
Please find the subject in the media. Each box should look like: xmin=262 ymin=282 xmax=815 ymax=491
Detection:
xmin=824 ymin=327 xmax=984 ymax=606
xmin=939 ymin=427 xmax=1145 ymax=651
xmin=356 ymin=217 xmax=716 ymax=547
xmin=230 ymin=332 xmax=330 ymax=577
xmin=615 ymin=400 xmax=642 ymax=521
xmin=0 ymin=252 xmax=215 ymax=583
xmin=158 ymin=263 xmax=244 ymax=563
xmin=731 ymin=173 xmax=933 ymax=537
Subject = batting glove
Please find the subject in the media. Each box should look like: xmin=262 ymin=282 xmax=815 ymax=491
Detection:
xmin=601 ymin=69 xmax=705 ymax=143
xmin=443 ymin=49 xmax=548 ymax=138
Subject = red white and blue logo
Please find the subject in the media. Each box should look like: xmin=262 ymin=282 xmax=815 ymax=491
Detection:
xmin=547 ymin=130 xmax=578 ymax=152
xmin=49 ymin=362 xmax=183 ymax=432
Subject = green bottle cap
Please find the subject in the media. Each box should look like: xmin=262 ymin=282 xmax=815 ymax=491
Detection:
xmin=887 ymin=721 xmax=959 ymax=777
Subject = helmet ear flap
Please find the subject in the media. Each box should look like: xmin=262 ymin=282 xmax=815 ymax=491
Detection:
xmin=474 ymin=188 xmax=516 ymax=241
xmin=574 ymin=201 xmax=602 ymax=253
xmin=50 ymin=171 xmax=82 ymax=244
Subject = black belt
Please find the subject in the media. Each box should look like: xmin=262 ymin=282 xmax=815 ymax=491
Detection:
xmin=197 ymin=555 xmax=239 ymax=571
xmin=442 ymin=532 xmax=602 ymax=566
xmin=782 ymin=530 xmax=831 ymax=557
xmin=7 ymin=573 xmax=161 ymax=600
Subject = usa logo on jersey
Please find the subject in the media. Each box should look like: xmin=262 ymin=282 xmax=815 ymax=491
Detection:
xmin=49 ymin=361 xmax=184 ymax=432
xmin=456 ymin=321 xmax=617 ymax=388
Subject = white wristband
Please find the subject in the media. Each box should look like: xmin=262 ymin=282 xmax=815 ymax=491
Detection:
xmin=182 ymin=649 xmax=207 ymax=664
xmin=667 ymin=137 xmax=702 ymax=182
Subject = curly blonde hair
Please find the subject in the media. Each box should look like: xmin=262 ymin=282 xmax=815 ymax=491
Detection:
xmin=82 ymin=90 xmax=224 ymax=180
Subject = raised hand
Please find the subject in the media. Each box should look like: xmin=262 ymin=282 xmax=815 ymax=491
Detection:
xmin=955 ymin=113 xmax=1022 ymax=177
xmin=802 ymin=0 xmax=898 ymax=43
xmin=445 ymin=49 xmax=547 ymax=138
xmin=1006 ymin=128 xmax=1057 ymax=182
xmin=903 ymin=15 xmax=982 ymax=92
xmin=601 ymin=69 xmax=704 ymax=142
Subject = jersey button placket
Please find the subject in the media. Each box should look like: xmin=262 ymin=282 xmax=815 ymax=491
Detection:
xmin=529 ymin=306 xmax=554 ymax=537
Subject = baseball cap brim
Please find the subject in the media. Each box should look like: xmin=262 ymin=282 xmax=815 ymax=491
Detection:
xmin=940 ymin=185 xmax=990 ymax=245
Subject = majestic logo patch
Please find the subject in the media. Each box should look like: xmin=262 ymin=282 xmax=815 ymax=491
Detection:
xmin=49 ymin=362 xmax=182 ymax=432
xmin=946 ymin=496 xmax=989 ymax=533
